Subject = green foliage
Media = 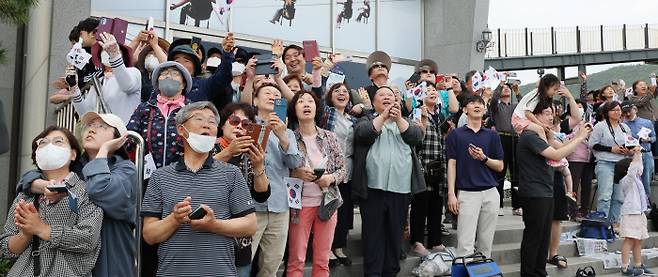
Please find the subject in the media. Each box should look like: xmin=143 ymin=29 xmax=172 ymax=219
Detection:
xmin=0 ymin=47 xmax=5 ymax=64
xmin=519 ymin=63 xmax=658 ymax=96
xmin=0 ymin=0 xmax=40 ymax=25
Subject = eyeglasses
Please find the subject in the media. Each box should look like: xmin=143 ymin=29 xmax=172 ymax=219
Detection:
xmin=82 ymin=122 xmax=111 ymax=132
xmin=333 ymin=88 xmax=349 ymax=95
xmin=187 ymin=115 xmax=218 ymax=126
xmin=159 ymin=69 xmax=182 ymax=78
xmin=421 ymin=70 xmax=436 ymax=75
xmin=227 ymin=115 xmax=254 ymax=132
xmin=371 ymin=64 xmax=387 ymax=69
xmin=36 ymin=136 xmax=68 ymax=148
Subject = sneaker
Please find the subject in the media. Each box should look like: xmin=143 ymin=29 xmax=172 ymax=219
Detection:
xmin=513 ymin=208 xmax=523 ymax=216
xmin=411 ymin=242 xmax=430 ymax=257
xmin=622 ymin=265 xmax=644 ymax=276
xmin=639 ymin=264 xmax=655 ymax=275
xmin=498 ymin=208 xmax=505 ymax=216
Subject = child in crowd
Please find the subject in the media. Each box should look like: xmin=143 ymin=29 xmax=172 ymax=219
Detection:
xmin=511 ymin=74 xmax=561 ymax=142
xmin=615 ymin=151 xmax=653 ymax=276
xmin=550 ymin=131 xmax=576 ymax=204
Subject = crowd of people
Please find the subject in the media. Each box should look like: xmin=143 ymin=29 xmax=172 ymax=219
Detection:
xmin=1 ymin=16 xmax=657 ymax=277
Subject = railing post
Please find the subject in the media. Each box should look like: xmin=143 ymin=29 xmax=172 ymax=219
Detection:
xmin=497 ymin=28 xmax=501 ymax=58
xmin=576 ymin=26 xmax=581 ymax=53
xmin=600 ymin=25 xmax=604 ymax=51
xmin=622 ymin=24 xmax=627 ymax=50
xmin=524 ymin=27 xmax=529 ymax=56
xmin=551 ymin=26 xmax=555 ymax=54
xmin=504 ymin=33 xmax=508 ymax=57
xmin=128 ymin=131 xmax=146 ymax=277
xmin=645 ymin=23 xmax=650 ymax=49
xmin=530 ymin=32 xmax=534 ymax=56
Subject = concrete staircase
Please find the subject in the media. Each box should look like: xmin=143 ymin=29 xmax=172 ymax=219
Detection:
xmin=278 ymin=182 xmax=658 ymax=276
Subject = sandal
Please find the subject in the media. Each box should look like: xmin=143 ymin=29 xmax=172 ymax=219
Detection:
xmin=547 ymin=255 xmax=568 ymax=269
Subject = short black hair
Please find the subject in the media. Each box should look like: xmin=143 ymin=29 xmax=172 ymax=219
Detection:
xmin=614 ymin=158 xmax=632 ymax=184
xmin=69 ymin=26 xmax=80 ymax=43
xmin=465 ymin=70 xmax=477 ymax=84
xmin=600 ymin=101 xmax=622 ymax=120
xmin=532 ymin=98 xmax=554 ymax=115
xmin=76 ymin=17 xmax=99 ymax=33
xmin=288 ymin=91 xmax=323 ymax=124
xmin=463 ymin=94 xmax=485 ymax=106
xmin=218 ymin=103 xmax=257 ymax=137
xmin=282 ymin=44 xmax=304 ymax=60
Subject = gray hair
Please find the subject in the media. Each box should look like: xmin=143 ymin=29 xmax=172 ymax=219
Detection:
xmin=175 ymin=101 xmax=220 ymax=126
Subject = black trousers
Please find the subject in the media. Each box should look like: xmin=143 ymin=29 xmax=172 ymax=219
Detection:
xmin=569 ymin=161 xmax=595 ymax=210
xmin=360 ymin=188 xmax=410 ymax=277
xmin=520 ymin=197 xmax=554 ymax=277
xmin=409 ymin=184 xmax=443 ymax=247
xmin=498 ymin=134 xmax=520 ymax=209
xmin=332 ymin=181 xmax=354 ymax=249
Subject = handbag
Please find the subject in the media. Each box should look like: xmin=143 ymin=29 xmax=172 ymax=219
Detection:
xmin=575 ymin=266 xmax=596 ymax=277
xmin=413 ymin=248 xmax=456 ymax=276
xmin=317 ymin=184 xmax=342 ymax=221
xmin=579 ymin=211 xmax=615 ymax=241
xmin=451 ymin=252 xmax=502 ymax=277
xmin=425 ymin=160 xmax=444 ymax=184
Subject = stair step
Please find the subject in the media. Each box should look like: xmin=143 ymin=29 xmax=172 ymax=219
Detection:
xmin=499 ymin=253 xmax=658 ymax=277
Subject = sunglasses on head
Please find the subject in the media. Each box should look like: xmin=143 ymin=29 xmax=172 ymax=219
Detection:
xmin=228 ymin=115 xmax=254 ymax=131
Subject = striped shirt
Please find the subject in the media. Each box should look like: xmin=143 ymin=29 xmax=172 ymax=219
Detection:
xmin=141 ymin=155 xmax=255 ymax=277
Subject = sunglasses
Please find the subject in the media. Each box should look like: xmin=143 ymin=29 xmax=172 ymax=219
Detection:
xmin=228 ymin=115 xmax=255 ymax=131
xmin=421 ymin=70 xmax=436 ymax=75
xmin=371 ymin=64 xmax=387 ymax=69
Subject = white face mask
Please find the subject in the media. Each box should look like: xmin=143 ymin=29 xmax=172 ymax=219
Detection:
xmin=144 ymin=55 xmax=159 ymax=72
xmin=36 ymin=144 xmax=71 ymax=170
xmin=183 ymin=127 xmax=216 ymax=153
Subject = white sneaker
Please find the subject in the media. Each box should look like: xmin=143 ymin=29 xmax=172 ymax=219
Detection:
xmin=498 ymin=208 xmax=504 ymax=216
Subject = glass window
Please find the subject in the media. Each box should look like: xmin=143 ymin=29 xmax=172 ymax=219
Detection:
xmin=91 ymin=0 xmax=165 ymax=21
xmin=378 ymin=0 xmax=421 ymax=60
xmin=334 ymin=0 xmax=375 ymax=53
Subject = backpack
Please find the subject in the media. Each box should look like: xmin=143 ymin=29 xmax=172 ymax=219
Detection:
xmin=579 ymin=211 xmax=615 ymax=241
xmin=649 ymin=203 xmax=658 ymax=231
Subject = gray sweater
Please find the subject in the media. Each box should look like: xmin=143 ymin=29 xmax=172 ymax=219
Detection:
xmin=17 ymin=155 xmax=137 ymax=277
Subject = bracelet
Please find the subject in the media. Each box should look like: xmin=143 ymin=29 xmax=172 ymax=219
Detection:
xmin=254 ymin=168 xmax=266 ymax=177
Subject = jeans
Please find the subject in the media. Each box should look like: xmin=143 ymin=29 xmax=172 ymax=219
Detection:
xmin=642 ymin=151 xmax=654 ymax=198
xmin=236 ymin=265 xmax=250 ymax=277
xmin=595 ymin=161 xmax=623 ymax=223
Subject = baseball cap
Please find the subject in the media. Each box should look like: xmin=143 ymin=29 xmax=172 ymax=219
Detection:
xmin=80 ymin=112 xmax=128 ymax=136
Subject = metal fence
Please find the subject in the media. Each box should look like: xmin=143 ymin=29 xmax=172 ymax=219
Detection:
xmin=487 ymin=24 xmax=658 ymax=58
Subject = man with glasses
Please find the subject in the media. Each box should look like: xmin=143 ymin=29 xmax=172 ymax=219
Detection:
xmin=141 ymin=101 xmax=256 ymax=277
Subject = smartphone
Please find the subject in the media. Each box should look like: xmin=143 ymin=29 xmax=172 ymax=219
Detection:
xmin=188 ymin=206 xmax=207 ymax=220
xmin=302 ymin=40 xmax=320 ymax=62
xmin=651 ymin=76 xmax=657 ymax=87
xmin=95 ymin=17 xmax=128 ymax=45
xmin=435 ymin=75 xmax=446 ymax=84
xmin=313 ymin=168 xmax=325 ymax=179
xmin=255 ymin=54 xmax=278 ymax=76
xmin=47 ymin=184 xmax=68 ymax=194
xmin=247 ymin=124 xmax=270 ymax=150
xmin=145 ymin=17 xmax=154 ymax=31
xmin=273 ymin=98 xmax=287 ymax=122
xmin=191 ymin=37 xmax=202 ymax=53
xmin=408 ymin=72 xmax=420 ymax=84
xmin=468 ymin=143 xmax=478 ymax=150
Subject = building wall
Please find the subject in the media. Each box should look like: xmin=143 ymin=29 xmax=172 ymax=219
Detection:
xmin=423 ymin=0 xmax=490 ymax=76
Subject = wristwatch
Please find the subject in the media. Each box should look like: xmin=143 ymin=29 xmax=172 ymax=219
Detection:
xmin=481 ymin=156 xmax=489 ymax=164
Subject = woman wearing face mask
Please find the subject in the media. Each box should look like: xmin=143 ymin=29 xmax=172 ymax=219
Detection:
xmin=126 ymin=61 xmax=193 ymax=277
xmin=0 ymin=126 xmax=104 ymax=277
xmin=136 ymin=33 xmax=170 ymax=102
xmin=213 ymin=103 xmax=270 ymax=277
xmin=288 ymin=91 xmax=346 ymax=277
xmin=16 ymin=113 xmax=136 ymax=277
xmin=71 ymin=32 xmax=142 ymax=123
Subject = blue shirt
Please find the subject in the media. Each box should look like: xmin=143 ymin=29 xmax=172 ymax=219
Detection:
xmin=624 ymin=116 xmax=656 ymax=152
xmin=255 ymin=118 xmax=303 ymax=213
xmin=445 ymin=125 xmax=504 ymax=191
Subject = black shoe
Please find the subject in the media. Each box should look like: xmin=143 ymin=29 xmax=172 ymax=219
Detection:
xmin=337 ymin=256 xmax=352 ymax=266
xmin=329 ymin=258 xmax=340 ymax=268
xmin=399 ymin=251 xmax=407 ymax=260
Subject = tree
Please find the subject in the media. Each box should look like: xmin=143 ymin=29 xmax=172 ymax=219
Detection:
xmin=0 ymin=0 xmax=40 ymax=64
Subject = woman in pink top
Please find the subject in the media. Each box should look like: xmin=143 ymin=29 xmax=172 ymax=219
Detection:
xmin=566 ymin=100 xmax=595 ymax=215
xmin=287 ymin=91 xmax=346 ymax=277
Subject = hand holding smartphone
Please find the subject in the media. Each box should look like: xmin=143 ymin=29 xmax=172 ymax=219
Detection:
xmin=188 ymin=205 xmax=208 ymax=220
xmin=46 ymin=184 xmax=68 ymax=194
xmin=273 ymin=99 xmax=287 ymax=122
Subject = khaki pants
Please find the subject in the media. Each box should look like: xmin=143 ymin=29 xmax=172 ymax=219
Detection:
xmin=251 ymin=210 xmax=290 ymax=277
xmin=456 ymin=187 xmax=500 ymax=257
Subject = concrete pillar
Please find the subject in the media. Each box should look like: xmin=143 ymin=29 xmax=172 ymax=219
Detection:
xmin=0 ymin=23 xmax=20 ymax=220
xmin=556 ymin=67 xmax=566 ymax=81
xmin=422 ymin=0 xmax=490 ymax=76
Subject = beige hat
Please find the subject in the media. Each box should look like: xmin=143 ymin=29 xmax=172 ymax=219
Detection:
xmin=365 ymin=51 xmax=392 ymax=73
xmin=415 ymin=59 xmax=438 ymax=73
xmin=80 ymin=112 xmax=128 ymax=136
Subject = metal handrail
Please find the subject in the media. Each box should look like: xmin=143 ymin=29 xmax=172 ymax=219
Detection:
xmin=127 ymin=131 xmax=145 ymax=277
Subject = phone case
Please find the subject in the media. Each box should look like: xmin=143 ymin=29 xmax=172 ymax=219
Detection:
xmin=95 ymin=18 xmax=114 ymax=41
xmin=111 ymin=18 xmax=128 ymax=45
xmin=302 ymin=40 xmax=319 ymax=62
xmin=255 ymin=54 xmax=278 ymax=75
xmin=274 ymin=99 xmax=287 ymax=122
xmin=47 ymin=185 xmax=68 ymax=194
xmin=248 ymin=124 xmax=271 ymax=150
